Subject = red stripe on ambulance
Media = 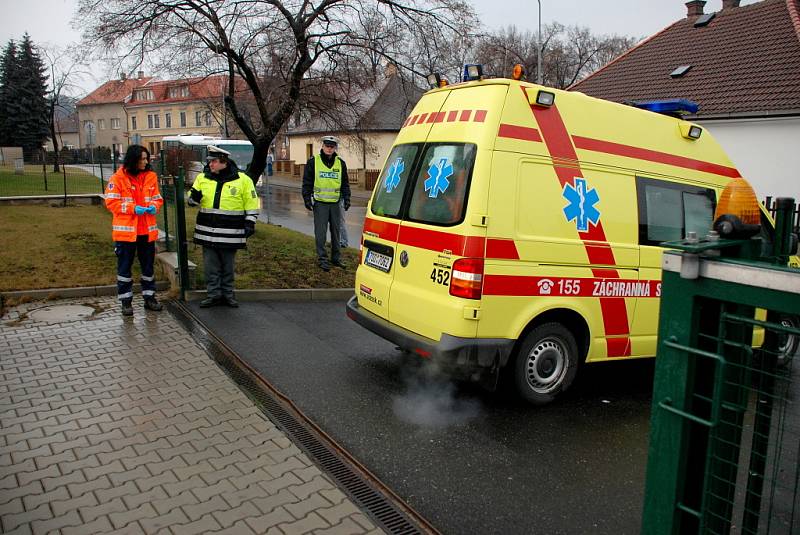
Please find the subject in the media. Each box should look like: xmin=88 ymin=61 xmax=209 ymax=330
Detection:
xmin=523 ymin=86 xmax=631 ymax=357
xmin=363 ymin=217 xmax=400 ymax=242
xmin=497 ymin=124 xmax=542 ymax=143
xmin=482 ymin=275 xmax=661 ymax=298
xmin=398 ymin=226 xmax=484 ymax=257
xmin=486 ymin=238 xmax=520 ymax=259
xmin=572 ymin=136 xmax=741 ymax=179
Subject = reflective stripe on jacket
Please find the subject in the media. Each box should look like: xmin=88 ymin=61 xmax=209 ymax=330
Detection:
xmin=313 ymin=154 xmax=342 ymax=203
xmin=104 ymin=168 xmax=162 ymax=242
xmin=190 ymin=171 xmax=260 ymax=249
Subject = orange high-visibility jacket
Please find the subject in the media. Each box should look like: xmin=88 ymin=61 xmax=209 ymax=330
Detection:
xmin=104 ymin=167 xmax=163 ymax=242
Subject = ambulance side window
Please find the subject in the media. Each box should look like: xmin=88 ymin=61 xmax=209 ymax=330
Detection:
xmin=636 ymin=177 xmax=716 ymax=246
xmin=407 ymin=143 xmax=476 ymax=226
xmin=371 ymin=144 xmax=419 ymax=219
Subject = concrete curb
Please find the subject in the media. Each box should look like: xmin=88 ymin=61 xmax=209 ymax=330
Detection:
xmin=0 ymin=282 xmax=171 ymax=301
xmin=186 ymin=288 xmax=354 ymax=302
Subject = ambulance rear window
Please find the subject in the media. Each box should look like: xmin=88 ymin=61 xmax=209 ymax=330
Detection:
xmin=371 ymin=144 xmax=419 ymax=218
xmin=407 ymin=143 xmax=476 ymax=226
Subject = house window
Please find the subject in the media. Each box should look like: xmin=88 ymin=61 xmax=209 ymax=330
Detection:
xmin=97 ymin=119 xmax=105 ymax=130
xmin=165 ymin=113 xmax=171 ymax=128
xmin=636 ymin=177 xmax=715 ymax=246
xmin=195 ymin=111 xmax=201 ymax=127
xmin=110 ymin=118 xmax=121 ymax=129
xmin=131 ymin=116 xmax=137 ymax=130
xmin=147 ymin=114 xmax=160 ymax=129
xmin=204 ymin=111 xmax=211 ymax=126
xmin=134 ymin=89 xmax=154 ymax=101
xmin=168 ymin=85 xmax=190 ymax=98
xmin=180 ymin=111 xmax=186 ymax=127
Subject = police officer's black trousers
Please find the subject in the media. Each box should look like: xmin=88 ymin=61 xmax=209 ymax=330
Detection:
xmin=313 ymin=201 xmax=341 ymax=264
xmin=202 ymin=246 xmax=237 ymax=299
xmin=115 ymin=236 xmax=156 ymax=301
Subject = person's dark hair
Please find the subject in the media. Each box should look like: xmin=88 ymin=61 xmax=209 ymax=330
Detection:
xmin=123 ymin=145 xmax=151 ymax=174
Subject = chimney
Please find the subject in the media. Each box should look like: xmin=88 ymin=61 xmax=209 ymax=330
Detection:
xmin=685 ymin=0 xmax=706 ymax=17
xmin=722 ymin=0 xmax=740 ymax=9
xmin=120 ymin=72 xmax=127 ymax=81
xmin=137 ymin=70 xmax=144 ymax=79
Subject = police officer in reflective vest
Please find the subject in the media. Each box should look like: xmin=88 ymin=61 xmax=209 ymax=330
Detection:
xmin=302 ymin=135 xmax=351 ymax=271
xmin=188 ymin=145 xmax=259 ymax=307
xmin=104 ymin=144 xmax=164 ymax=316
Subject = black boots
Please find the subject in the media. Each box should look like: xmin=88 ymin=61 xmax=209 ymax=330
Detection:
xmin=121 ymin=298 xmax=133 ymax=316
xmin=144 ymin=296 xmax=163 ymax=311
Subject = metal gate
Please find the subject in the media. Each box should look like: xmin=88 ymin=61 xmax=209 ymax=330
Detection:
xmin=642 ymin=201 xmax=800 ymax=534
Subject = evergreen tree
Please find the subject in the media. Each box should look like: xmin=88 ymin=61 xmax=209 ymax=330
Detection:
xmin=0 ymin=40 xmax=19 ymax=146
xmin=14 ymin=34 xmax=50 ymax=154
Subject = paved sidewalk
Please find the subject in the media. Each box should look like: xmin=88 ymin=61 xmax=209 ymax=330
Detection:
xmin=0 ymin=296 xmax=382 ymax=535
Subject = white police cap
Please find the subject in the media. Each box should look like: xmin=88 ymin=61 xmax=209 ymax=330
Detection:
xmin=321 ymin=135 xmax=339 ymax=146
xmin=206 ymin=145 xmax=231 ymax=160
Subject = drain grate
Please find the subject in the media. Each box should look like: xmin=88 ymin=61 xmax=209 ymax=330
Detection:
xmin=169 ymin=302 xmax=437 ymax=535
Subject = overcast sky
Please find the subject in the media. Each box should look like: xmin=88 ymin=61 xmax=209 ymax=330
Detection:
xmin=3 ymin=0 xmax=760 ymax=95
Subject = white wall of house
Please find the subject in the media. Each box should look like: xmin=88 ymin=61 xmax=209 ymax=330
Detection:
xmin=701 ymin=116 xmax=800 ymax=201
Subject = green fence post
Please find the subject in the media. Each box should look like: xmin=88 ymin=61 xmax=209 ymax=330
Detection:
xmin=62 ymin=163 xmax=67 ymax=207
xmin=159 ymin=150 xmax=171 ymax=252
xmin=99 ymin=160 xmax=105 ymax=192
xmin=174 ymin=166 xmax=190 ymax=301
xmin=42 ymin=156 xmax=48 ymax=192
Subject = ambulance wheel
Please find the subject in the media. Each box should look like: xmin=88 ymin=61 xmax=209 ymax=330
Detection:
xmin=777 ymin=314 xmax=799 ymax=367
xmin=513 ymin=323 xmax=579 ymax=405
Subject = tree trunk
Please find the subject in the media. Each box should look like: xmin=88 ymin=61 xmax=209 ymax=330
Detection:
xmin=247 ymin=139 xmax=270 ymax=184
xmin=48 ymin=115 xmax=60 ymax=173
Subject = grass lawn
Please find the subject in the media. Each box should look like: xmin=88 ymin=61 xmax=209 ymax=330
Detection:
xmin=0 ymin=204 xmax=357 ymax=292
xmin=0 ymin=164 xmax=106 ymax=196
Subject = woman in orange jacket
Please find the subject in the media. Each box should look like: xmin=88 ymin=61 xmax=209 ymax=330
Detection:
xmin=104 ymin=145 xmax=164 ymax=316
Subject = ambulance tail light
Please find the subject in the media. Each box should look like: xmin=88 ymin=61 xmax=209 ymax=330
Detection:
xmin=713 ymin=178 xmax=761 ymax=239
xmin=450 ymin=258 xmax=484 ymax=299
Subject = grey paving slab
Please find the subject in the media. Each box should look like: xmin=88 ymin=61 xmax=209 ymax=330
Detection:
xmin=0 ymin=296 xmax=382 ymax=535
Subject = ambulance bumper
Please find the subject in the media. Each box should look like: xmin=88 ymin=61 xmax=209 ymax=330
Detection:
xmin=346 ymin=296 xmax=515 ymax=371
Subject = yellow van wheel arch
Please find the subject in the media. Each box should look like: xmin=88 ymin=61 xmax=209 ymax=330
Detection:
xmin=508 ymin=308 xmax=591 ymax=368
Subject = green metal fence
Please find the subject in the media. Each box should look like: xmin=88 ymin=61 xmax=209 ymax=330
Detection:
xmin=642 ymin=202 xmax=800 ymax=534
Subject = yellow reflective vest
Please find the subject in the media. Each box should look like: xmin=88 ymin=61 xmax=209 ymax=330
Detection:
xmin=313 ymin=154 xmax=342 ymax=203
xmin=189 ymin=169 xmax=260 ymax=249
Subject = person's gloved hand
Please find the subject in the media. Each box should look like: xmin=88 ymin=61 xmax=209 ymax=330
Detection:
xmin=243 ymin=221 xmax=255 ymax=238
xmin=344 ymin=199 xmax=350 ymax=211
xmin=304 ymin=199 xmax=313 ymax=211
xmin=134 ymin=205 xmax=147 ymax=215
xmin=188 ymin=189 xmax=202 ymax=206
xmin=145 ymin=205 xmax=157 ymax=214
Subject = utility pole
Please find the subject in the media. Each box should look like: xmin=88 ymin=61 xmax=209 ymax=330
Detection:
xmin=537 ymin=0 xmax=543 ymax=85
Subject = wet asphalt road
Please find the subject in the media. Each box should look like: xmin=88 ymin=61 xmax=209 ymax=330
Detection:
xmin=256 ymin=182 xmax=368 ymax=245
xmin=189 ymin=300 xmax=654 ymax=534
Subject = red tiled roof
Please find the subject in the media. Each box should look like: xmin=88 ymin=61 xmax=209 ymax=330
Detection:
xmin=124 ymin=75 xmax=229 ymax=106
xmin=569 ymin=0 xmax=800 ymax=117
xmin=76 ymin=77 xmax=154 ymax=106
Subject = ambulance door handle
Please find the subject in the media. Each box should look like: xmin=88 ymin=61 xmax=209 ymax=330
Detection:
xmin=471 ymin=214 xmax=489 ymax=227
xmin=463 ymin=307 xmax=481 ymax=320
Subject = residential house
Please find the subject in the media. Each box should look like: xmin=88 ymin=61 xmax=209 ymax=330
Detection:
xmin=124 ymin=75 xmax=228 ymax=155
xmin=568 ymin=0 xmax=800 ymax=200
xmin=45 ymin=112 xmax=79 ymax=151
xmin=286 ymin=69 xmax=424 ymax=188
xmin=76 ymin=72 xmax=153 ymax=156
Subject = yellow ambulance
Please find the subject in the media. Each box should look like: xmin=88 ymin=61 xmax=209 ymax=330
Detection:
xmin=346 ymin=67 xmax=797 ymax=405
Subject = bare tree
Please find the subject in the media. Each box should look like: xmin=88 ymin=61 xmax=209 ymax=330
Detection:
xmin=41 ymin=44 xmax=88 ymax=172
xmin=77 ymin=0 xmax=472 ymax=180
xmin=475 ymin=23 xmax=637 ymax=89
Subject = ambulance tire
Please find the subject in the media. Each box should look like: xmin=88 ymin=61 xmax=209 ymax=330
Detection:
xmin=513 ymin=323 xmax=579 ymax=405
xmin=777 ymin=314 xmax=799 ymax=367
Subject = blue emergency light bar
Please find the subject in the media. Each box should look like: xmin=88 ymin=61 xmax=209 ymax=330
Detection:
xmin=631 ymin=98 xmax=700 ymax=115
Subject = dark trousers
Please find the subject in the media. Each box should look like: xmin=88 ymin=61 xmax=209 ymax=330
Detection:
xmin=203 ymin=246 xmax=237 ymax=299
xmin=115 ymin=236 xmax=156 ymax=301
xmin=313 ymin=201 xmax=341 ymax=264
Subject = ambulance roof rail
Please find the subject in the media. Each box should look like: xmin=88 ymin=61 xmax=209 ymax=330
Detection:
xmin=628 ymin=98 xmax=700 ymax=116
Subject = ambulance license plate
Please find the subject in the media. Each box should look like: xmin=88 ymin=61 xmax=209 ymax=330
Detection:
xmin=365 ymin=249 xmax=392 ymax=272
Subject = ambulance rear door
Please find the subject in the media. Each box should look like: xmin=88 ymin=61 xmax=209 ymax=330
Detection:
xmin=357 ymin=91 xmax=450 ymax=322
xmin=387 ymin=83 xmax=507 ymax=342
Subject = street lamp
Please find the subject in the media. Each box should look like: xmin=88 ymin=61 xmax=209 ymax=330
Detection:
xmin=537 ymin=0 xmax=543 ymax=85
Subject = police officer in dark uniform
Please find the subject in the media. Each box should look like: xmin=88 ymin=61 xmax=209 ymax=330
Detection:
xmin=302 ymin=135 xmax=351 ymax=271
